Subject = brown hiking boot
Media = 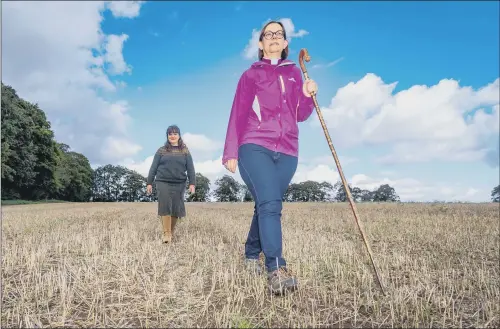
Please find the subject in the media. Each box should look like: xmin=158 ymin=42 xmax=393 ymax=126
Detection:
xmin=267 ymin=267 xmax=298 ymax=295
xmin=161 ymin=216 xmax=172 ymax=243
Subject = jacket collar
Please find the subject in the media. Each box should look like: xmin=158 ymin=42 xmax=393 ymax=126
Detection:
xmin=251 ymin=58 xmax=295 ymax=68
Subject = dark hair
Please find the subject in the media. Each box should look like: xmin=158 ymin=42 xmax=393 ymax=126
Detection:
xmin=258 ymin=20 xmax=288 ymax=61
xmin=165 ymin=124 xmax=187 ymax=151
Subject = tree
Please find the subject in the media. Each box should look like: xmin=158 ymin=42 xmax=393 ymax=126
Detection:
xmin=54 ymin=143 xmax=94 ymax=202
xmin=492 ymin=185 xmax=500 ymax=202
xmin=284 ymin=181 xmax=333 ymax=202
xmin=1 ymin=83 xmax=59 ymax=200
xmin=359 ymin=189 xmax=374 ymax=202
xmin=283 ymin=183 xmax=301 ymax=202
xmin=91 ymin=164 xmax=148 ymax=202
xmin=213 ymin=175 xmax=241 ymax=202
xmin=110 ymin=165 xmax=128 ymax=201
xmin=91 ymin=165 xmax=110 ymax=201
xmin=301 ymin=181 xmax=332 ymax=201
xmin=319 ymin=181 xmax=335 ymax=201
xmin=121 ymin=169 xmax=147 ymax=202
xmin=186 ymin=173 xmax=211 ymax=202
xmin=372 ymin=184 xmax=400 ymax=202
xmin=333 ymin=181 xmax=372 ymax=202
xmin=333 ymin=181 xmax=352 ymax=202
xmin=241 ymin=185 xmax=254 ymax=202
xmin=91 ymin=165 xmax=122 ymax=202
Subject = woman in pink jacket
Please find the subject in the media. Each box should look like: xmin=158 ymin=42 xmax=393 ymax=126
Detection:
xmin=222 ymin=20 xmax=318 ymax=294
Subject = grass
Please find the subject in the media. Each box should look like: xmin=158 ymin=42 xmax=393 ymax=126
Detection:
xmin=1 ymin=202 xmax=499 ymax=328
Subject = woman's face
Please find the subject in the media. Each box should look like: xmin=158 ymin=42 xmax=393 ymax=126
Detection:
xmin=259 ymin=23 xmax=288 ymax=58
xmin=168 ymin=132 xmax=180 ymax=144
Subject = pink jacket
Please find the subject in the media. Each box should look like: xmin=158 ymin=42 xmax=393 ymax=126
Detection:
xmin=222 ymin=58 xmax=315 ymax=164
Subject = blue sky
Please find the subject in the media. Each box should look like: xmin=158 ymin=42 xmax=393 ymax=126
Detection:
xmin=3 ymin=1 xmax=499 ymax=201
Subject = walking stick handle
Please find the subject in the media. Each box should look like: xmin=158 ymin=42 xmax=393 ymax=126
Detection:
xmin=297 ymin=48 xmax=386 ymax=296
xmin=298 ymin=49 xmax=311 ymax=80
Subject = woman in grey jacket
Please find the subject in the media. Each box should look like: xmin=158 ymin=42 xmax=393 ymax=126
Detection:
xmin=147 ymin=125 xmax=196 ymax=243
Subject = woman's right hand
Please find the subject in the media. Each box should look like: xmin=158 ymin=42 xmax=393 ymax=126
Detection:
xmin=224 ymin=159 xmax=237 ymax=173
xmin=146 ymin=184 xmax=152 ymax=195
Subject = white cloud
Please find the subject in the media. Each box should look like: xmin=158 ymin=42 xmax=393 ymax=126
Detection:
xmin=182 ymin=133 xmax=223 ymax=153
xmin=301 ymin=155 xmax=358 ymax=167
xmin=350 ymin=173 xmax=490 ymax=202
xmin=279 ymin=18 xmax=309 ymax=38
xmin=122 ymin=156 xmax=155 ymax=178
xmin=194 ymin=157 xmax=226 ymax=180
xmin=318 ymin=73 xmax=500 ymax=166
xmin=102 ymin=136 xmax=143 ymax=160
xmin=115 ymin=80 xmax=127 ymax=89
xmin=104 ymin=101 xmax=132 ymax=134
xmin=2 ymin=1 xmax=144 ymax=164
xmin=312 ymin=57 xmax=344 ymax=69
xmin=292 ymin=154 xmax=358 ymax=186
xmin=104 ymin=34 xmax=132 ymax=75
xmin=293 ymin=164 xmax=340 ymax=185
xmin=243 ymin=17 xmax=309 ymax=60
xmin=292 ymin=155 xmax=358 ymax=185
xmin=106 ymin=1 xmax=144 ymax=18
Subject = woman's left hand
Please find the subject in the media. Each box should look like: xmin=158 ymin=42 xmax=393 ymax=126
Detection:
xmin=189 ymin=184 xmax=195 ymax=194
xmin=302 ymin=79 xmax=318 ymax=97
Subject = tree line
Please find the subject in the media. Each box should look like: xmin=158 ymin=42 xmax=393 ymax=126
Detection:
xmin=2 ymin=82 xmax=499 ymax=203
xmin=200 ymin=174 xmax=401 ymax=203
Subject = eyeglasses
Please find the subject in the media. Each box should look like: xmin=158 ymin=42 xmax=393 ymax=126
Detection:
xmin=262 ymin=30 xmax=284 ymax=40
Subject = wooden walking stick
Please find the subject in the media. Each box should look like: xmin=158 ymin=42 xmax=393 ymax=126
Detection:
xmin=298 ymin=48 xmax=386 ymax=296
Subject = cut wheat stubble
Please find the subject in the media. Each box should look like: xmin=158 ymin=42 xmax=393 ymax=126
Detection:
xmin=1 ymin=202 xmax=499 ymax=328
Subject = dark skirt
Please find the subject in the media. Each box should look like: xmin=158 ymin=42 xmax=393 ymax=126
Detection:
xmin=155 ymin=181 xmax=186 ymax=217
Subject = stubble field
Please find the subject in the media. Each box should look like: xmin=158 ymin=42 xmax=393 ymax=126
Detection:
xmin=1 ymin=202 xmax=499 ymax=328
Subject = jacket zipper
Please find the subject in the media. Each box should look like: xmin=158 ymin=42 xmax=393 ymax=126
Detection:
xmin=296 ymin=100 xmax=299 ymax=122
xmin=277 ymin=75 xmax=286 ymax=151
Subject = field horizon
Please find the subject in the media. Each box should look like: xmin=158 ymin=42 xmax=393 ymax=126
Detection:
xmin=2 ymin=202 xmax=499 ymax=328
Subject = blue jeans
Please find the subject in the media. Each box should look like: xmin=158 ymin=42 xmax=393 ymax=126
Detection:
xmin=238 ymin=143 xmax=298 ymax=272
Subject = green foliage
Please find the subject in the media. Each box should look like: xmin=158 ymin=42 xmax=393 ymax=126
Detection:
xmin=2 ymin=83 xmax=61 ymax=200
xmin=332 ymin=181 xmax=399 ymax=203
xmin=491 ymin=185 xmax=500 ymax=202
xmin=241 ymin=185 xmax=253 ymax=202
xmin=91 ymin=164 xmax=148 ymax=202
xmin=333 ymin=181 xmax=374 ymax=202
xmin=284 ymin=181 xmax=334 ymax=202
xmin=54 ymin=143 xmax=93 ymax=201
xmin=1 ymin=83 xmax=94 ymax=201
xmin=213 ymin=175 xmax=241 ymax=202
xmin=372 ymin=184 xmax=400 ymax=202
xmin=186 ymin=173 xmax=211 ymax=202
